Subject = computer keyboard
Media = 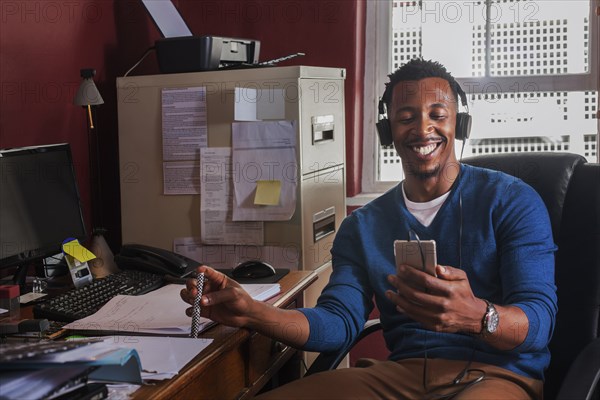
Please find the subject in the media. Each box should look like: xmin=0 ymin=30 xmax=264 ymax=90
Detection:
xmin=33 ymin=270 xmax=164 ymax=322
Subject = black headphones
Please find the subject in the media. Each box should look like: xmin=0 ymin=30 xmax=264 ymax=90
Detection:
xmin=375 ymin=82 xmax=472 ymax=146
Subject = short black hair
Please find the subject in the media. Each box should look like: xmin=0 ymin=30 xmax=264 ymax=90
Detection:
xmin=381 ymin=58 xmax=463 ymax=111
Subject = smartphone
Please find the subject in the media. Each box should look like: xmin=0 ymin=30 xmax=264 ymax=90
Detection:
xmin=394 ymin=240 xmax=437 ymax=277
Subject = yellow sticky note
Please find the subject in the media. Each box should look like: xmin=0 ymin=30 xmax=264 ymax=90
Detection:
xmin=254 ymin=180 xmax=282 ymax=206
xmin=62 ymin=239 xmax=96 ymax=262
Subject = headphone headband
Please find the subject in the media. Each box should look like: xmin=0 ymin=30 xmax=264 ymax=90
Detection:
xmin=456 ymin=83 xmax=469 ymax=112
xmin=378 ymin=98 xmax=386 ymax=115
xmin=376 ymin=79 xmax=472 ymax=145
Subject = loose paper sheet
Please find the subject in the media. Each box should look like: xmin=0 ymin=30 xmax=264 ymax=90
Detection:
xmin=240 ymin=283 xmax=281 ymax=301
xmin=231 ymin=121 xmax=297 ymax=221
xmin=234 ymin=87 xmax=286 ymax=121
xmin=95 ymin=336 xmax=213 ymax=381
xmin=162 ymin=87 xmax=207 ymax=161
xmin=200 ymin=147 xmax=264 ymax=245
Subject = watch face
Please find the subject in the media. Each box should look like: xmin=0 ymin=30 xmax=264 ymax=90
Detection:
xmin=486 ymin=307 xmax=499 ymax=333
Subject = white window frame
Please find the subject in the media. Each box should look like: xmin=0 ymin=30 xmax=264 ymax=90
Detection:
xmin=360 ymin=0 xmax=599 ymax=197
xmin=361 ymin=0 xmax=393 ymax=196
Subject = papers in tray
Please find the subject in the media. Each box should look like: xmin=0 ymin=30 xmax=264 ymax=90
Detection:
xmin=64 ymin=283 xmax=281 ymax=336
xmin=241 ymin=283 xmax=281 ymax=301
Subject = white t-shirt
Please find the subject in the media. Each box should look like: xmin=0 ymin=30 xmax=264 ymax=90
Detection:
xmin=402 ymin=183 xmax=451 ymax=227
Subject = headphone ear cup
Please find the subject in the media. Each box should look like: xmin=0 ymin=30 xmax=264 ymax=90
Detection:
xmin=455 ymin=113 xmax=472 ymax=141
xmin=376 ymin=118 xmax=393 ymax=146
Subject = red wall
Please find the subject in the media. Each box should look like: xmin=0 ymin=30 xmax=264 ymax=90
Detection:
xmin=1 ymin=1 xmax=161 ymax=249
xmin=0 ymin=0 xmax=364 ymax=250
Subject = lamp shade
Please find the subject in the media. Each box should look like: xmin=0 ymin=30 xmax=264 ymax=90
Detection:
xmin=74 ymin=78 xmax=104 ymax=106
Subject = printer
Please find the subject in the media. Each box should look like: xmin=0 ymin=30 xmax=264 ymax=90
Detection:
xmin=155 ymin=36 xmax=260 ymax=73
xmin=141 ymin=0 xmax=260 ymax=73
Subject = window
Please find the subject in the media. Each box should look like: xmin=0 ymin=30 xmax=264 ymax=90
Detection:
xmin=362 ymin=0 xmax=599 ymax=192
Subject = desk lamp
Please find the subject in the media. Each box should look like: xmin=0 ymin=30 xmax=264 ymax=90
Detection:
xmin=73 ymin=68 xmax=117 ymax=278
xmin=73 ymin=67 xmax=104 ymax=226
xmin=73 ymin=68 xmax=104 ymax=129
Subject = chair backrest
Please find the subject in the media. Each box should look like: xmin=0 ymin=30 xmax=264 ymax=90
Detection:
xmin=463 ymin=152 xmax=600 ymax=399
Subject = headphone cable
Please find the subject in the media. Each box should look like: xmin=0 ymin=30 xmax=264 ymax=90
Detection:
xmin=459 ymin=139 xmax=467 ymax=162
xmin=418 ymin=188 xmax=485 ymax=397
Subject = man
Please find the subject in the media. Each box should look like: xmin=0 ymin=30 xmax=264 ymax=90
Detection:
xmin=181 ymin=59 xmax=557 ymax=399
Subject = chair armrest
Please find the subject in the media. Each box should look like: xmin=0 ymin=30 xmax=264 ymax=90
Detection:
xmin=556 ymin=338 xmax=600 ymax=400
xmin=305 ymin=319 xmax=383 ymax=376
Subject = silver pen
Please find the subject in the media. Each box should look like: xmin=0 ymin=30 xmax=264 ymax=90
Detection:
xmin=190 ymin=272 xmax=205 ymax=338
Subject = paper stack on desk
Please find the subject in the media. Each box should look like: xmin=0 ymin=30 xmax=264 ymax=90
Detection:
xmin=64 ymin=284 xmax=211 ymax=335
xmin=241 ymin=283 xmax=281 ymax=301
xmin=91 ymin=336 xmax=213 ymax=380
xmin=64 ymin=283 xmax=281 ymax=335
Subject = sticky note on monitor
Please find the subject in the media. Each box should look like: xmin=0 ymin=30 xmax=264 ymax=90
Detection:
xmin=62 ymin=238 xmax=96 ymax=288
xmin=62 ymin=239 xmax=96 ymax=262
xmin=254 ymin=180 xmax=281 ymax=206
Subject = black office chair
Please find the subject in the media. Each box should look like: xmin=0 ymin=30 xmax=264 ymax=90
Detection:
xmin=306 ymin=153 xmax=600 ymax=400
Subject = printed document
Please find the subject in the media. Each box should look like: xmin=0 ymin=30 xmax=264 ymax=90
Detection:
xmin=231 ymin=121 xmax=297 ymax=221
xmin=200 ymin=147 xmax=264 ymax=244
xmin=162 ymin=87 xmax=207 ymax=161
xmin=163 ymin=161 xmax=200 ymax=195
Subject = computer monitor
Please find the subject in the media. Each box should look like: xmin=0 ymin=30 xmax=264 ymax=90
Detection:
xmin=0 ymin=143 xmax=87 ymax=281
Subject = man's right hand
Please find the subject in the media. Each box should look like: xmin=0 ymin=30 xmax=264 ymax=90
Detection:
xmin=180 ymin=265 xmax=311 ymax=348
xmin=180 ymin=266 xmax=257 ymax=328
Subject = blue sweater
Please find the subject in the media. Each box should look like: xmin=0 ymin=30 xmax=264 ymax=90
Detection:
xmin=299 ymin=164 xmax=557 ymax=380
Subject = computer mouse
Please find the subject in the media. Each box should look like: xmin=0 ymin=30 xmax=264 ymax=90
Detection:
xmin=232 ymin=260 xmax=276 ymax=279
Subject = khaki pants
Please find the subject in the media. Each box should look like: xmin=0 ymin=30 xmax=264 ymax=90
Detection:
xmin=257 ymin=358 xmax=543 ymax=400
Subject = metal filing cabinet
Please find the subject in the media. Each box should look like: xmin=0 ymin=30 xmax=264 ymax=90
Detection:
xmin=116 ymin=67 xmax=346 ymax=319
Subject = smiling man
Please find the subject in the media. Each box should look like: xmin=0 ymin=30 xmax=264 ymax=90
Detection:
xmin=389 ymin=77 xmax=458 ymax=193
xmin=181 ymin=59 xmax=557 ymax=399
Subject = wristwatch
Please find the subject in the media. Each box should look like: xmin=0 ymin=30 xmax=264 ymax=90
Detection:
xmin=481 ymin=299 xmax=499 ymax=335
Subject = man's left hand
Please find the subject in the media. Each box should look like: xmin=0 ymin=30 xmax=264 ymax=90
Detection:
xmin=386 ymin=264 xmax=486 ymax=334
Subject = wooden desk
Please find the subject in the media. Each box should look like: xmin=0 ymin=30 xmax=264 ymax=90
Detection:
xmin=132 ymin=270 xmax=317 ymax=400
